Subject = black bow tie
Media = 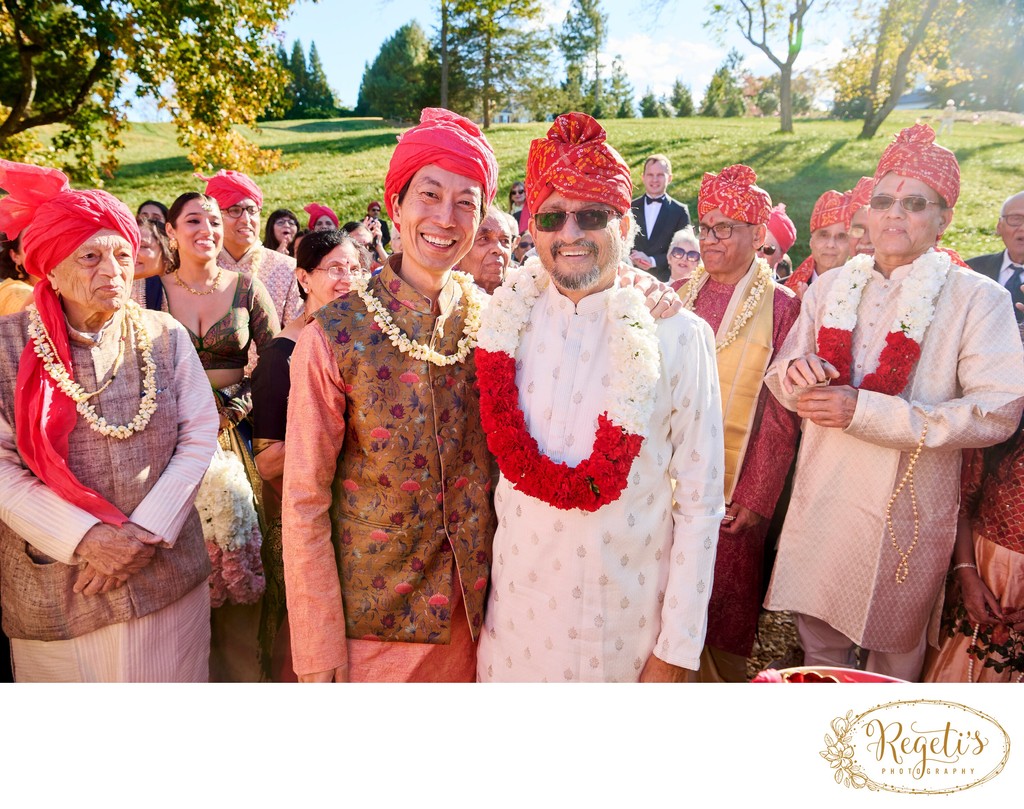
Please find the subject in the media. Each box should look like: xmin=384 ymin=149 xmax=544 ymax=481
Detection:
xmin=645 ymin=196 xmax=665 ymax=205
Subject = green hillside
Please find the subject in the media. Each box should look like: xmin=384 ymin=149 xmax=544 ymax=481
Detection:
xmin=104 ymin=111 xmax=1024 ymax=265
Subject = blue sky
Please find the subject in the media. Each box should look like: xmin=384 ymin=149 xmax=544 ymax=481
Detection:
xmin=278 ymin=0 xmax=846 ymax=109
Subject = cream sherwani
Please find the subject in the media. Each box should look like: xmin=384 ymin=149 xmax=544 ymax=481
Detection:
xmin=477 ymin=276 xmax=725 ymax=682
xmin=765 ymin=254 xmax=1024 ymax=654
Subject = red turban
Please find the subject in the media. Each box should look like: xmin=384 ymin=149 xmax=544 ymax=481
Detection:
xmin=384 ymin=108 xmax=498 ymax=226
xmin=197 ymin=169 xmax=263 ymax=209
xmin=809 ymin=190 xmax=850 ymax=233
xmin=0 ymin=159 xmax=141 ymax=526
xmin=304 ymin=203 xmax=338 ymax=230
xmin=766 ymin=204 xmax=797 ymax=254
xmin=698 ymin=164 xmax=772 ymax=225
xmin=874 ymin=123 xmax=960 ymax=208
xmin=844 ymin=176 xmax=874 ymax=228
xmin=525 ymin=113 xmax=632 ymax=215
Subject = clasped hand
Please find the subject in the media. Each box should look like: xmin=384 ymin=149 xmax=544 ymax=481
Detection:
xmin=73 ymin=522 xmax=165 ymax=596
xmin=783 ymin=353 xmax=858 ymax=429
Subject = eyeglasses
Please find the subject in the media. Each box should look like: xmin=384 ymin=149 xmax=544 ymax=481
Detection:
xmin=670 ymin=247 xmax=701 ymax=262
xmin=511 ymin=188 xmax=526 ymax=196
xmin=697 ymin=222 xmax=755 ymax=242
xmin=311 ymin=263 xmax=361 ymax=280
xmin=1001 ymin=214 xmax=1024 ymax=228
xmin=534 ymin=209 xmax=617 ymax=232
xmin=757 ymin=244 xmax=777 ymax=256
xmin=369 ymin=208 xmax=381 ymax=214
xmin=518 ymin=240 xmax=534 ymax=249
xmin=848 ymin=224 xmax=867 ymax=238
xmin=868 ymin=195 xmax=942 ymax=213
xmin=224 ymin=204 xmax=261 ymax=219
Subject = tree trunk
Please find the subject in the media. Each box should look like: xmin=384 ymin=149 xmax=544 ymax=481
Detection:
xmin=440 ymin=0 xmax=449 ymax=109
xmin=778 ymin=65 xmax=793 ymax=133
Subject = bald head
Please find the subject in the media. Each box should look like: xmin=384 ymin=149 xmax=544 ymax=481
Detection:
xmin=997 ymin=191 xmax=1024 ymax=263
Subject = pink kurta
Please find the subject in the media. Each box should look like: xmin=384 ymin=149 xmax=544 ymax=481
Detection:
xmin=693 ymin=279 xmax=801 ymax=656
xmin=219 ymin=244 xmax=302 ymax=326
xmin=765 ymin=254 xmax=1024 ymax=653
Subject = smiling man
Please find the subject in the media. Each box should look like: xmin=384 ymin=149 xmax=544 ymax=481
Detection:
xmin=282 ymin=109 xmax=498 ymax=683
xmin=678 ymin=165 xmax=801 ymax=682
xmin=629 ymin=154 xmax=691 ymax=282
xmin=784 ymin=189 xmax=852 ymax=298
xmin=202 ymin=170 xmax=302 ymax=326
xmin=458 ymin=205 xmax=517 ymax=294
xmin=764 ymin=124 xmax=1024 ymax=681
xmin=475 ymin=113 xmax=724 ymax=683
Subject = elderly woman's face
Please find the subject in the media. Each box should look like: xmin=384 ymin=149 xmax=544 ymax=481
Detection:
xmin=667 ymin=238 xmax=700 ymax=281
xmin=48 ymin=228 xmax=134 ymax=329
xmin=314 ymin=215 xmax=337 ymax=232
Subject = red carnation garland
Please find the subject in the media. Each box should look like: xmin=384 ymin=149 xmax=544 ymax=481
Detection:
xmin=476 ymin=348 xmax=643 ymax=512
xmin=816 ymin=326 xmax=921 ymax=396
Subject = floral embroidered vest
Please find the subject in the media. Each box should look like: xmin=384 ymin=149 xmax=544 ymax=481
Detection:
xmin=0 ymin=310 xmax=211 ymax=641
xmin=315 ymin=261 xmax=495 ymax=644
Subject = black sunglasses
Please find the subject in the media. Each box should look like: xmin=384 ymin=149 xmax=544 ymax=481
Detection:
xmin=534 ymin=209 xmax=617 ymax=232
xmin=758 ymin=244 xmax=777 ymax=256
xmin=670 ymin=247 xmax=700 ymax=261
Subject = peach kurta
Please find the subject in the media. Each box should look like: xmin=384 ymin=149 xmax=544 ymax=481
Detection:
xmin=765 ymin=254 xmax=1024 ymax=653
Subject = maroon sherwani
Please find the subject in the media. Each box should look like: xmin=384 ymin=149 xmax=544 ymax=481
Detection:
xmin=693 ymin=278 xmax=801 ymax=656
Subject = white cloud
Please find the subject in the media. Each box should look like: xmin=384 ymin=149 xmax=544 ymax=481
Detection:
xmin=605 ymin=33 xmax=726 ymax=103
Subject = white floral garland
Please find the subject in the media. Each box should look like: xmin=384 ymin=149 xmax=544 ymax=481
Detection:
xmin=27 ymin=301 xmax=158 ymax=439
xmin=353 ymin=270 xmax=484 ymax=367
xmin=478 ymin=259 xmax=660 ymax=437
xmin=195 ymin=446 xmax=259 ymax=552
xmin=680 ymin=257 xmax=774 ymax=353
xmin=822 ymin=250 xmax=951 ymax=341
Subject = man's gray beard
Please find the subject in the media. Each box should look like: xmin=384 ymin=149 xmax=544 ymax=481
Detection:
xmin=541 ymin=237 xmax=624 ymax=291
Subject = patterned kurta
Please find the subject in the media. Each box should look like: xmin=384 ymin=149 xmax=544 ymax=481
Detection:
xmin=765 ymin=254 xmax=1024 ymax=653
xmin=282 ymin=260 xmax=495 ymax=680
xmin=476 ymin=277 xmax=725 ymax=682
xmin=693 ymin=279 xmax=801 ymax=656
xmin=219 ymin=244 xmax=302 ymax=326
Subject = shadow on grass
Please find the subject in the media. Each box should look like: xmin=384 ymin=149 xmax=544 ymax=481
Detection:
xmin=113 ymin=154 xmax=194 ymax=181
xmin=274 ymin=132 xmax=400 ymax=157
xmin=265 ymin=119 xmax=395 ymax=135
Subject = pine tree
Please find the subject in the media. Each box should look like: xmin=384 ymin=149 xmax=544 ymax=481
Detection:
xmin=357 ymin=22 xmax=438 ymax=120
xmin=306 ymin=43 xmax=337 ymax=115
xmin=670 ymin=79 xmax=694 ymax=117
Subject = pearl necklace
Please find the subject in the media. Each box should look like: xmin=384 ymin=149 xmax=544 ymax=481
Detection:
xmin=352 ymin=271 xmax=483 ymax=367
xmin=27 ymin=301 xmax=159 ymax=439
xmin=680 ymin=258 xmax=773 ymax=353
xmin=174 ymin=266 xmax=223 ymax=296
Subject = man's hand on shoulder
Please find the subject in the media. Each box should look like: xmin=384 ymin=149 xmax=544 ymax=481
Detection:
xmin=617 ymin=265 xmax=682 ymax=318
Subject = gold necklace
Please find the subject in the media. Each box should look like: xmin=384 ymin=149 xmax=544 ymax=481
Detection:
xmin=886 ymin=417 xmax=928 ymax=584
xmin=681 ymin=258 xmax=773 ymax=353
xmin=174 ymin=267 xmax=223 ymax=296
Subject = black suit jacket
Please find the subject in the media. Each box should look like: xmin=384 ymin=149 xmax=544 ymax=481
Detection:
xmin=631 ymin=194 xmax=690 ymax=282
xmin=966 ymin=250 xmax=1003 ymax=282
xmin=969 ymin=250 xmax=1024 ymax=321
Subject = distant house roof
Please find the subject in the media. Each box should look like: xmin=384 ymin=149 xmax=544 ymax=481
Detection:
xmin=896 ymin=88 xmax=937 ymax=110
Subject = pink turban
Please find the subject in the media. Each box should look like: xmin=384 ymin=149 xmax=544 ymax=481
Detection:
xmin=384 ymin=108 xmax=498 ymax=226
xmin=197 ymin=169 xmax=263 ymax=210
xmin=809 ymin=190 xmax=850 ymax=233
xmin=766 ymin=204 xmax=797 ymax=254
xmin=525 ymin=113 xmax=632 ymax=215
xmin=698 ymin=164 xmax=772 ymax=225
xmin=304 ymin=203 xmax=339 ymax=230
xmin=844 ymin=176 xmax=874 ymax=228
xmin=0 ymin=159 xmax=141 ymax=525
xmin=874 ymin=123 xmax=960 ymax=208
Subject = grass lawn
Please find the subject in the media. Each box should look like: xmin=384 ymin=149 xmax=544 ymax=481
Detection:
xmin=104 ymin=111 xmax=1024 ymax=265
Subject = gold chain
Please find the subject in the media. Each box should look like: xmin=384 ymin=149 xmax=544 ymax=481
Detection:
xmin=886 ymin=416 xmax=928 ymax=584
xmin=174 ymin=267 xmax=223 ymax=296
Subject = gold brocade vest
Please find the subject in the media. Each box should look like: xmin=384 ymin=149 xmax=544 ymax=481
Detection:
xmin=315 ymin=261 xmax=495 ymax=644
xmin=713 ymin=277 xmax=776 ymax=502
xmin=0 ymin=310 xmax=211 ymax=641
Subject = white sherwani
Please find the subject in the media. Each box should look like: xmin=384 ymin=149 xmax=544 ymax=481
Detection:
xmin=476 ymin=277 xmax=725 ymax=682
xmin=765 ymin=254 xmax=1024 ymax=653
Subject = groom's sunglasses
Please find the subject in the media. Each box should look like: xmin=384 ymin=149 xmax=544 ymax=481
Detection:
xmin=534 ymin=209 xmax=618 ymax=232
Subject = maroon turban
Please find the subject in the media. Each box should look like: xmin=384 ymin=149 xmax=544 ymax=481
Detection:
xmin=698 ymin=165 xmax=772 ymax=225
xmin=384 ymin=108 xmax=498 ymax=226
xmin=874 ymin=123 xmax=960 ymax=208
xmin=766 ymin=204 xmax=797 ymax=254
xmin=198 ymin=169 xmax=264 ymax=210
xmin=304 ymin=203 xmax=338 ymax=230
xmin=525 ymin=113 xmax=632 ymax=215
xmin=0 ymin=159 xmax=141 ymax=525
